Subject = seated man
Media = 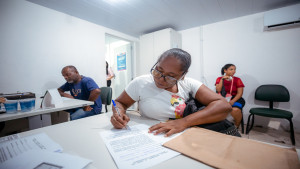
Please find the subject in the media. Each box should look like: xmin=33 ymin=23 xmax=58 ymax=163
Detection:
xmin=58 ymin=65 xmax=102 ymax=120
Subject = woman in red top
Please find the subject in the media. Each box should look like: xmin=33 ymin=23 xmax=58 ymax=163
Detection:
xmin=215 ymin=64 xmax=245 ymax=128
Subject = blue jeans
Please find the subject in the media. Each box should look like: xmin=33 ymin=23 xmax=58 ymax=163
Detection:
xmin=68 ymin=108 xmax=100 ymax=121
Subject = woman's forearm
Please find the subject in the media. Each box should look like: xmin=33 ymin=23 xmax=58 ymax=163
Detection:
xmin=215 ymin=79 xmax=223 ymax=92
xmin=115 ymin=91 xmax=136 ymax=115
xmin=231 ymin=88 xmax=243 ymax=103
xmin=114 ymin=100 xmax=128 ymax=115
xmin=182 ymin=99 xmax=232 ymax=128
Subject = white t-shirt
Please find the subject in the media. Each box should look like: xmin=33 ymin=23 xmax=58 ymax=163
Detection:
xmin=106 ymin=67 xmax=114 ymax=78
xmin=125 ymin=75 xmax=203 ymax=121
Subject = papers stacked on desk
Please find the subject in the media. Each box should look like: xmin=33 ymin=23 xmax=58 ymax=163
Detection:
xmin=100 ymin=124 xmax=181 ymax=169
xmin=0 ymin=133 xmax=92 ymax=169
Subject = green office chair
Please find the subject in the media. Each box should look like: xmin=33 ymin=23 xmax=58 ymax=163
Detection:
xmin=246 ymin=85 xmax=295 ymax=145
xmin=100 ymin=87 xmax=112 ymax=113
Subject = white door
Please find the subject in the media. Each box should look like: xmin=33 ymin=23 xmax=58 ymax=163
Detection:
xmin=105 ymin=35 xmax=133 ymax=100
xmin=112 ymin=43 xmax=132 ymax=100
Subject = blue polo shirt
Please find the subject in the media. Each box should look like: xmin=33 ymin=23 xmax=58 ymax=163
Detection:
xmin=59 ymin=76 xmax=102 ymax=113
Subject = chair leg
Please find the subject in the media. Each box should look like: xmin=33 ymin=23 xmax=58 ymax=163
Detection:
xmin=241 ymin=113 xmax=244 ymax=134
xmin=105 ymin=104 xmax=108 ymax=113
xmin=246 ymin=114 xmax=251 ymax=134
xmin=249 ymin=114 xmax=255 ymax=133
xmin=246 ymin=114 xmax=255 ymax=134
xmin=288 ymin=118 xmax=295 ymax=145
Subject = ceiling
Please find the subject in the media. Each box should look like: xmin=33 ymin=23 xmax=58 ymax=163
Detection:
xmin=27 ymin=0 xmax=300 ymax=37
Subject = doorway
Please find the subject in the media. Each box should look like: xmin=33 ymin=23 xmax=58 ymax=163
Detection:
xmin=105 ymin=34 xmax=133 ymax=101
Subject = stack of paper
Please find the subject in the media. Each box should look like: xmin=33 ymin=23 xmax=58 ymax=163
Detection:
xmin=0 ymin=133 xmax=92 ymax=169
xmin=100 ymin=124 xmax=181 ymax=169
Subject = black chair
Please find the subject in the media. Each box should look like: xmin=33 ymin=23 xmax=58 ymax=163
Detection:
xmin=246 ymin=85 xmax=295 ymax=145
xmin=100 ymin=87 xmax=112 ymax=113
xmin=240 ymin=113 xmax=244 ymax=134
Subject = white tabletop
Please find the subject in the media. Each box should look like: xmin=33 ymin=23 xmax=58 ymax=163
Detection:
xmin=15 ymin=111 xmax=212 ymax=169
xmin=9 ymin=111 xmax=300 ymax=169
xmin=0 ymin=98 xmax=94 ymax=122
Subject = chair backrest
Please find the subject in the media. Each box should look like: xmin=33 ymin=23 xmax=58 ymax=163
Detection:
xmin=255 ymin=85 xmax=290 ymax=102
xmin=100 ymin=87 xmax=112 ymax=105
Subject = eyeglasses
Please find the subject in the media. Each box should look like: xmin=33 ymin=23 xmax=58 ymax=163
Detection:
xmin=150 ymin=62 xmax=186 ymax=85
xmin=150 ymin=68 xmax=179 ymax=85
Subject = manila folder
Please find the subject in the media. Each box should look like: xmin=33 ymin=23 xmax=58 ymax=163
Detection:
xmin=163 ymin=127 xmax=300 ymax=169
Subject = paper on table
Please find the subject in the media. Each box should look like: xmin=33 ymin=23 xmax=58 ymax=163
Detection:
xmin=100 ymin=124 xmax=181 ymax=169
xmin=0 ymin=134 xmax=20 ymax=143
xmin=0 ymin=150 xmax=92 ymax=169
xmin=0 ymin=133 xmax=63 ymax=163
xmin=41 ymin=88 xmax=63 ymax=108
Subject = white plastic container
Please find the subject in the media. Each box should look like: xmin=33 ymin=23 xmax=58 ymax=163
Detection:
xmin=4 ymin=100 xmax=18 ymax=113
xmin=19 ymin=98 xmax=36 ymax=112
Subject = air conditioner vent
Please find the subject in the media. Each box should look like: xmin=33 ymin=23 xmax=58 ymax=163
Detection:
xmin=264 ymin=4 xmax=300 ymax=31
xmin=267 ymin=20 xmax=300 ymax=28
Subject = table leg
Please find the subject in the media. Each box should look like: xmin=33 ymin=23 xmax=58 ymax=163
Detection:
xmin=28 ymin=115 xmax=43 ymax=129
xmin=41 ymin=114 xmax=51 ymax=127
xmin=28 ymin=114 xmax=52 ymax=129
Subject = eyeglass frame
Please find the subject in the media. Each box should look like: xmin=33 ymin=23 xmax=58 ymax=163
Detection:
xmin=150 ymin=62 xmax=186 ymax=85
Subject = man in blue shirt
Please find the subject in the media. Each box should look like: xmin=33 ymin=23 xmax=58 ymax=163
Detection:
xmin=58 ymin=65 xmax=102 ymax=120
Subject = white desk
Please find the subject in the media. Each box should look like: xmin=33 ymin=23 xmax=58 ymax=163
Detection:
xmin=14 ymin=112 xmax=212 ymax=169
xmin=0 ymin=98 xmax=94 ymax=129
xmin=9 ymin=112 xmax=300 ymax=169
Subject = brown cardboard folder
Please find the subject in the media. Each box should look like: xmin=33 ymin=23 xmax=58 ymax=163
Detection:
xmin=163 ymin=127 xmax=300 ymax=169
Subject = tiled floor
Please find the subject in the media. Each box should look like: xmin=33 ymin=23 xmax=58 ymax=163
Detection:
xmin=239 ymin=122 xmax=300 ymax=148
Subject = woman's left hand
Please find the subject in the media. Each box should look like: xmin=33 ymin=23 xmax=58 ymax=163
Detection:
xmin=148 ymin=119 xmax=188 ymax=137
xmin=0 ymin=97 xmax=6 ymax=103
xmin=229 ymin=100 xmax=235 ymax=105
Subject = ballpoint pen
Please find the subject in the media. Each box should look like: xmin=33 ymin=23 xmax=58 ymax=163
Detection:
xmin=112 ymin=99 xmax=127 ymax=129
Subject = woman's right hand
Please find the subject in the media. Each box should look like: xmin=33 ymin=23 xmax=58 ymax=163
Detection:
xmin=111 ymin=112 xmax=130 ymax=129
xmin=110 ymin=91 xmax=135 ymax=129
xmin=222 ymin=75 xmax=232 ymax=80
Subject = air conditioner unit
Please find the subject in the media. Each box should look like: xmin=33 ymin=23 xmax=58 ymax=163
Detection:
xmin=264 ymin=3 xmax=300 ymax=31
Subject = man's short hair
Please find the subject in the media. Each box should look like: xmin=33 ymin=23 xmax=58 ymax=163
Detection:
xmin=62 ymin=65 xmax=78 ymax=73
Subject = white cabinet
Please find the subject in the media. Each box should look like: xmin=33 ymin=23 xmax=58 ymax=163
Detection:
xmin=138 ymin=28 xmax=182 ymax=76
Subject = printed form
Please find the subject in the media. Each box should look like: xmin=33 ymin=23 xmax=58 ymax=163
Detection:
xmin=0 ymin=133 xmax=62 ymax=163
xmin=0 ymin=133 xmax=91 ymax=169
xmin=100 ymin=124 xmax=181 ymax=169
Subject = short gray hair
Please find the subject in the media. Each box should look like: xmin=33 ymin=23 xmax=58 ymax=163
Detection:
xmin=157 ymin=48 xmax=191 ymax=72
xmin=62 ymin=65 xmax=78 ymax=73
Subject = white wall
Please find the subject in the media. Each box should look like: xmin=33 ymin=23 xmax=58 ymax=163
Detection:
xmin=180 ymin=27 xmax=203 ymax=83
xmin=0 ymin=0 xmax=138 ymax=99
xmin=180 ymin=12 xmax=300 ymax=132
xmin=1 ymin=0 xmax=299 ymax=132
xmin=138 ymin=28 xmax=182 ymax=76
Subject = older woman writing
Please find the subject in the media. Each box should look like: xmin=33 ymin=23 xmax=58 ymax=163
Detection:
xmin=110 ymin=48 xmax=232 ymax=136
